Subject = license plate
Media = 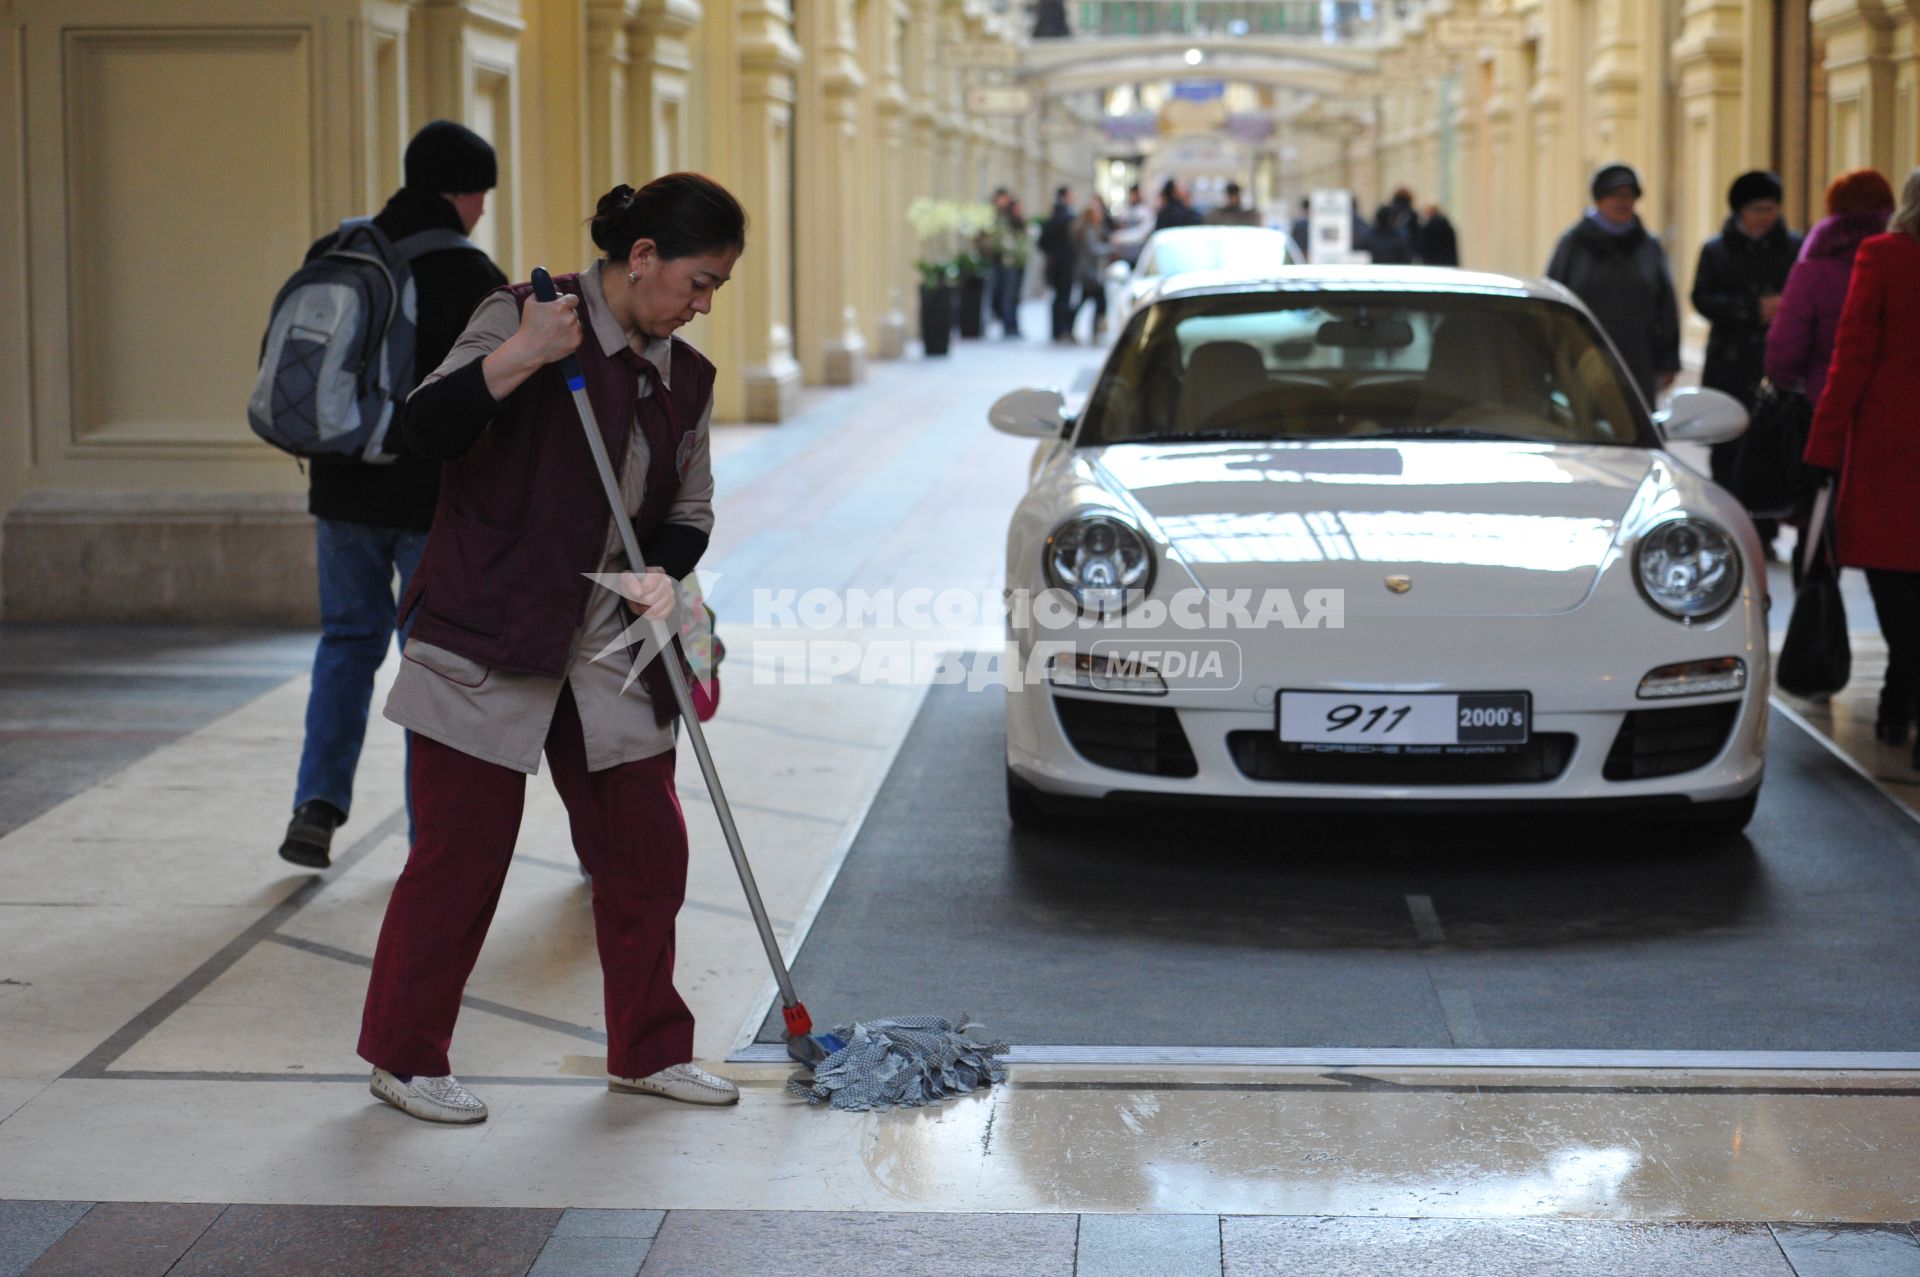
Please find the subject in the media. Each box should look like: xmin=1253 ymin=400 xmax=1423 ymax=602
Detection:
xmin=1278 ymin=691 xmax=1530 ymax=747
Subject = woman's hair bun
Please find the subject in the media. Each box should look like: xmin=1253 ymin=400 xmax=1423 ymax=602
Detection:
xmin=589 ymin=184 xmax=639 ymax=251
xmin=587 ymin=173 xmax=747 ymax=262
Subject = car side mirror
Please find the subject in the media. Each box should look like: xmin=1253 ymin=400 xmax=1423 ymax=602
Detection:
xmin=1657 ymin=386 xmax=1749 ymax=446
xmin=989 ymin=387 xmax=1067 ymax=439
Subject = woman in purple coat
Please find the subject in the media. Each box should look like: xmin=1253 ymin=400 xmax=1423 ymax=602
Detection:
xmin=1764 ymin=169 xmax=1895 ymax=406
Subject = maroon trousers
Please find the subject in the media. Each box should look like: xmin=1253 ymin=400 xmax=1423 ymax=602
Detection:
xmin=358 ymin=688 xmax=694 ymax=1079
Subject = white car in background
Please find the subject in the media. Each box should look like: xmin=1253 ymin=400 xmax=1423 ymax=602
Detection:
xmin=1105 ymin=225 xmax=1301 ymax=337
xmin=991 ymin=267 xmax=1766 ymax=834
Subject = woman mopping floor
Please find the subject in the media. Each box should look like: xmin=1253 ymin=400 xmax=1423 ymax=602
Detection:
xmin=357 ymin=174 xmax=746 ymax=1123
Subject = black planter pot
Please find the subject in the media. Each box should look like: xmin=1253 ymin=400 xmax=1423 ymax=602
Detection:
xmin=919 ymin=285 xmax=952 ymax=356
xmin=957 ymin=274 xmax=987 ymax=338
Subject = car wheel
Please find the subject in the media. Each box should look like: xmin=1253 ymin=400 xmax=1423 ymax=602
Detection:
xmin=1006 ymin=768 xmax=1052 ymax=832
xmin=1691 ymin=788 xmax=1759 ymax=836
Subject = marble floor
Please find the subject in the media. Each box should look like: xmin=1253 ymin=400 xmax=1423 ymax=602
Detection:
xmin=2 ymin=309 xmax=1918 ymax=1275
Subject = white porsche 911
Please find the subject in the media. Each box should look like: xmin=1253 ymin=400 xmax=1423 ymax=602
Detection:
xmin=990 ymin=267 xmax=1767 ymax=834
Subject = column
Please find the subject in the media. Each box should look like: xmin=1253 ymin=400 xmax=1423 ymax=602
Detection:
xmin=701 ymin=0 xmax=802 ymax=421
xmin=864 ymin=0 xmax=911 ymax=357
xmin=795 ymin=0 xmax=868 ymax=384
xmin=1812 ymin=0 xmax=1903 ymax=174
xmin=630 ymin=0 xmax=701 ymax=178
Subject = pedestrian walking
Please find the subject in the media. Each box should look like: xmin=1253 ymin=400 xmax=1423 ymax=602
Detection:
xmin=1153 ymin=178 xmax=1203 ymax=232
xmin=357 ymin=173 xmax=747 ymax=1123
xmin=1290 ymin=197 xmax=1313 ymax=261
xmin=1205 ymin=181 xmax=1261 ymax=227
xmin=276 ymin=120 xmax=507 ymax=870
xmin=1691 ymin=170 xmax=1800 ymax=550
xmin=1765 ymin=169 xmax=1894 ymax=418
xmin=1363 ymin=205 xmax=1414 ymax=264
xmin=989 ymin=190 xmax=1028 ymax=338
xmin=1039 ymin=185 xmax=1078 ymax=343
xmin=1418 ymin=204 xmax=1460 ymax=266
xmin=1071 ymin=200 xmax=1112 ymax=341
xmin=1545 ymin=163 xmax=1681 ymax=404
xmin=1802 ymin=169 xmax=1920 ymax=759
xmin=1110 ymin=183 xmax=1154 ymax=267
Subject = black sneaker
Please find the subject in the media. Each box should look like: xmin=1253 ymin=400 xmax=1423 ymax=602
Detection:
xmin=278 ymin=800 xmax=344 ymax=869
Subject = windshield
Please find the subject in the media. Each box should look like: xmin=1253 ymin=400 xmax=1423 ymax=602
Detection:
xmin=1143 ymin=232 xmax=1294 ymax=276
xmin=1078 ymin=290 xmax=1655 ymax=448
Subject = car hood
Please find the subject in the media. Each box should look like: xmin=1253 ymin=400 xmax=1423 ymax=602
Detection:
xmin=1085 ymin=439 xmax=1655 ymax=616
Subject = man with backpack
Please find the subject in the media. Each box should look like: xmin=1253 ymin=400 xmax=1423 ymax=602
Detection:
xmin=268 ymin=120 xmax=506 ymax=869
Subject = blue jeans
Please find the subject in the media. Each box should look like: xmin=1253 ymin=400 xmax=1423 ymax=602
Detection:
xmin=295 ymin=518 xmax=428 ymax=833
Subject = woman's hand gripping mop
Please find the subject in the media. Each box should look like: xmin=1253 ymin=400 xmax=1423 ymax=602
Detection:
xmin=530 ymin=268 xmax=1007 ymax=1111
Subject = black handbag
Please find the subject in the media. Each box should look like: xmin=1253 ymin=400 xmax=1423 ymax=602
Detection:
xmin=1729 ymin=380 xmax=1812 ymax=519
xmin=1776 ymin=484 xmax=1850 ymax=698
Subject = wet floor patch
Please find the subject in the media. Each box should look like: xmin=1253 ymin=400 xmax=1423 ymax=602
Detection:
xmin=751 ymin=681 xmax=1920 ymax=1055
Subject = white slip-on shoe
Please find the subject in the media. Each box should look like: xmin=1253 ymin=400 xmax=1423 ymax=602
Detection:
xmin=369 ymin=1067 xmax=489 ymax=1124
xmin=608 ymin=1061 xmax=740 ymax=1106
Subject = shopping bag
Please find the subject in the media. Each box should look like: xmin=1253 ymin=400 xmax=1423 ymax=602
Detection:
xmin=1776 ymin=483 xmax=1850 ymax=697
xmin=676 ymin=574 xmax=725 ymax=722
xmin=1728 ymin=381 xmax=1812 ymax=519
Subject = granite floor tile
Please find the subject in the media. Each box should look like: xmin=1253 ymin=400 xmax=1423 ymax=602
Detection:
xmin=0 ymin=1201 xmax=90 ymax=1277
xmin=1077 ymin=1213 xmax=1222 ymax=1277
xmin=1770 ymin=1223 xmax=1920 ymax=1276
xmin=22 ymin=1201 xmax=224 ymax=1276
xmin=553 ymin=1209 xmax=666 ymax=1239
xmin=526 ymin=1235 xmax=651 ymax=1277
xmin=637 ymin=1210 xmax=1079 ymax=1277
xmin=1221 ymin=1217 xmax=1797 ymax=1277
xmin=166 ymin=1204 xmax=561 ymax=1277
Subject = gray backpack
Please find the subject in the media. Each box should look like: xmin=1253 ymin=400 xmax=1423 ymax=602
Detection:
xmin=247 ymin=218 xmax=475 ymax=463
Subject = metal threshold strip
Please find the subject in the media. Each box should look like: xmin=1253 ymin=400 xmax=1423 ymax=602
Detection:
xmin=729 ymin=1044 xmax=1920 ymax=1070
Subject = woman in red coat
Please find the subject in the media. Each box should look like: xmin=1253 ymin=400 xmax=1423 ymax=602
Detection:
xmin=1804 ymin=168 xmax=1920 ymax=758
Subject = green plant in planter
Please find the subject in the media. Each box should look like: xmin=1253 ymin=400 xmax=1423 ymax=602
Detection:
xmin=915 ymin=257 xmax=956 ymax=290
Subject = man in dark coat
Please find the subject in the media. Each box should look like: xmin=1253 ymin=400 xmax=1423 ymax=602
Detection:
xmin=1153 ymin=178 xmax=1203 ymax=232
xmin=1692 ymin=170 xmax=1800 ymax=549
xmin=1418 ymin=205 xmax=1460 ymax=266
xmin=1545 ymin=163 xmax=1681 ymax=405
xmin=1039 ymin=186 xmax=1078 ymax=342
xmin=278 ymin=120 xmax=508 ymax=869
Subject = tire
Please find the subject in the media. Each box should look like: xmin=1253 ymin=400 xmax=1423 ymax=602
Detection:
xmin=1006 ymin=768 xmax=1052 ymax=832
xmin=1690 ymin=788 xmax=1759 ymax=836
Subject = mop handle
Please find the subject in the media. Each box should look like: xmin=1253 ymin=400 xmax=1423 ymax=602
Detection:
xmin=530 ymin=267 xmax=804 ymax=1019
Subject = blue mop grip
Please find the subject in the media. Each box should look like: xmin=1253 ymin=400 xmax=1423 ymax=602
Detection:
xmin=528 ymin=267 xmax=588 ymax=392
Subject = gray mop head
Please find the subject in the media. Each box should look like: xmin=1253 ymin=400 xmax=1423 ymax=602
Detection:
xmin=788 ymin=1014 xmax=1009 ymax=1111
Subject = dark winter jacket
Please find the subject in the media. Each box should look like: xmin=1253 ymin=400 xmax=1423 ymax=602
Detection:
xmin=1039 ymin=200 xmax=1077 ymax=285
xmin=1363 ymin=212 xmax=1414 ymax=265
xmin=1690 ymin=215 xmax=1800 ymax=407
xmin=302 ymin=189 xmax=506 ymax=531
xmin=1764 ymin=211 xmax=1889 ymax=406
xmin=1418 ymin=213 xmax=1460 ymax=267
xmin=1545 ymin=214 xmax=1681 ymax=403
xmin=1153 ymin=199 xmax=1203 ymax=233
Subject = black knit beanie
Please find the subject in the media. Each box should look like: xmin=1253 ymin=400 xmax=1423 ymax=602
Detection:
xmin=404 ymin=120 xmax=498 ymax=194
xmin=1727 ymin=170 xmax=1784 ymax=211
xmin=1590 ymin=163 xmax=1641 ymax=201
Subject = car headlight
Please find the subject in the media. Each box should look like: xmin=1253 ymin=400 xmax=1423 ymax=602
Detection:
xmin=1044 ymin=513 xmax=1154 ymax=615
xmin=1634 ymin=518 xmax=1741 ymax=620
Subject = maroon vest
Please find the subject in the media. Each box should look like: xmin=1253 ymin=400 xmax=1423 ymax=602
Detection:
xmin=401 ymin=273 xmax=717 ymax=681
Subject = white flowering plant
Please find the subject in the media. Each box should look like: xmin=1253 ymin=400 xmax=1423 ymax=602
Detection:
xmin=908 ymin=198 xmax=1001 ymax=289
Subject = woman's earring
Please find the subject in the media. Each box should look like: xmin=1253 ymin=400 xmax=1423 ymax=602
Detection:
xmin=627 ymin=271 xmax=638 ymax=284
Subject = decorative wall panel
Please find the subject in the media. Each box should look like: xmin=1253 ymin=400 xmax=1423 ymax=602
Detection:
xmin=63 ymin=28 xmax=313 ymax=452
